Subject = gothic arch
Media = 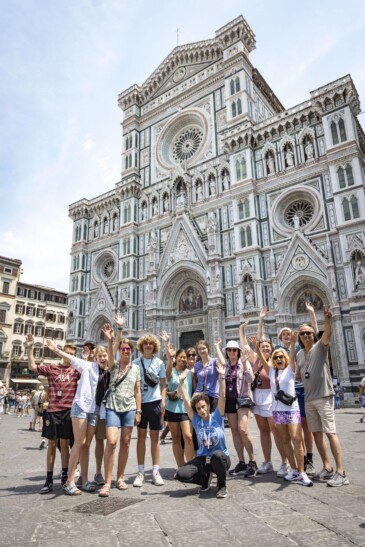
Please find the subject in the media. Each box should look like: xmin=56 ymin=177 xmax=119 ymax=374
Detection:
xmin=158 ymin=265 xmax=207 ymax=309
xmin=278 ymin=275 xmax=332 ymax=316
xmin=90 ymin=315 xmax=110 ymax=344
xmin=278 ymin=135 xmax=295 ymax=152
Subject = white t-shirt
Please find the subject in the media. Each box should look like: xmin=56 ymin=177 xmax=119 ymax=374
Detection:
xmin=71 ymin=357 xmax=100 ymax=413
xmin=269 ymin=366 xmax=299 ymax=412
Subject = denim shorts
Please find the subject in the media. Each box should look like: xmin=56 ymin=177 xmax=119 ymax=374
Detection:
xmin=106 ymin=408 xmax=136 ymax=428
xmin=71 ymin=402 xmax=99 ymax=427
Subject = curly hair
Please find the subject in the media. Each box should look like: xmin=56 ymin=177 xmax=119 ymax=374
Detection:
xmin=190 ymin=392 xmax=210 ymax=413
xmin=137 ymin=334 xmax=160 ymax=355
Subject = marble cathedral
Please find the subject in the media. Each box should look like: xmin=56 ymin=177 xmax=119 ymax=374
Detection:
xmin=68 ymin=16 xmax=365 ymax=400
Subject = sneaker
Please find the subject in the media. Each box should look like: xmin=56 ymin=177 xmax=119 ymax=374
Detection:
xmin=39 ymin=439 xmax=46 ymax=450
xmin=199 ymin=473 xmax=212 ymax=493
xmin=151 ymin=471 xmax=164 ymax=486
xmin=304 ymin=458 xmax=316 ymax=477
xmin=94 ymin=473 xmax=105 ymax=486
xmin=295 ymin=472 xmax=313 ymax=487
xmin=216 ymin=486 xmax=228 ymax=498
xmin=229 ymin=461 xmax=247 ymax=476
xmin=284 ymin=469 xmax=300 ymax=482
xmin=327 ymin=471 xmax=349 ymax=487
xmin=40 ymin=481 xmax=53 ymax=494
xmin=133 ymin=472 xmax=145 ymax=487
xmin=257 ymin=461 xmax=273 ymax=474
xmin=277 ymin=463 xmax=291 ymax=477
xmin=314 ymin=467 xmax=334 ymax=481
xmin=244 ymin=461 xmax=258 ymax=477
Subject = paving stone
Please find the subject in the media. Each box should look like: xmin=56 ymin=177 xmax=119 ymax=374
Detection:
xmin=155 ymin=508 xmax=219 ymax=533
xmin=116 ymin=529 xmax=170 ymax=546
xmin=288 ymin=529 xmax=355 ymax=547
xmin=261 ymin=514 xmax=325 ymax=534
xmin=170 ymin=528 xmax=242 ymax=547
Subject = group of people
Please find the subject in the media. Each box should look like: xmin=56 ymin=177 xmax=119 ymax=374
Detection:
xmin=24 ymin=302 xmax=349 ymax=499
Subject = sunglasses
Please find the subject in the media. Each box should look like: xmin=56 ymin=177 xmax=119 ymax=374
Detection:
xmin=187 ymin=354 xmax=196 ymax=358
xmin=227 ymin=348 xmax=238 ymax=352
xmin=120 ymin=347 xmax=131 ymax=353
xmin=273 ymin=355 xmax=285 ymax=360
xmin=299 ymin=332 xmax=313 ymax=337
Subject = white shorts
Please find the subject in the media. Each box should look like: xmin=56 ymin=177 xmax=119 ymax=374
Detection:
xmin=253 ymin=388 xmax=273 ymax=418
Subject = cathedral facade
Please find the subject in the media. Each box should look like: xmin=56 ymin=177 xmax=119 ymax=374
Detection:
xmin=68 ymin=16 xmax=365 ymax=400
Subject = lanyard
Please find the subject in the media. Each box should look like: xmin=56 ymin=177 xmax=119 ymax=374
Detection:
xmin=201 ymin=415 xmax=212 ymax=448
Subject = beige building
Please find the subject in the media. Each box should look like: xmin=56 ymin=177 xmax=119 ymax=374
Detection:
xmin=10 ymin=282 xmax=68 ymax=386
xmin=0 ymin=256 xmax=22 ymax=383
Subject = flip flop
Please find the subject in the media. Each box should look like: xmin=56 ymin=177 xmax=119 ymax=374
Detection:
xmin=81 ymin=481 xmax=96 ymax=492
xmin=98 ymin=484 xmax=111 ymax=498
xmin=116 ymin=478 xmax=128 ymax=490
xmin=63 ymin=483 xmax=82 ymax=496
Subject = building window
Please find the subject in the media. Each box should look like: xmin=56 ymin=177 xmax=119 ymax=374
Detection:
xmin=15 ymin=304 xmax=24 ymax=314
xmin=236 ymin=156 xmax=247 ymax=180
xmin=0 ymin=309 xmax=6 ymax=323
xmin=342 ymin=196 xmax=360 ymax=221
xmin=93 ymin=220 xmax=99 ymax=238
xmin=231 ymin=101 xmax=236 ymax=118
xmin=2 ymin=281 xmax=10 ymax=294
xmin=331 ymin=118 xmax=347 ymax=145
xmin=37 ymin=308 xmax=44 ymax=318
xmin=124 ymin=203 xmax=131 ymax=223
xmin=240 ymin=226 xmax=252 ymax=248
xmin=103 ymin=216 xmax=108 ymax=235
xmin=113 ymin=213 xmax=118 ymax=231
xmin=26 ymin=307 xmax=35 ymax=316
xmin=12 ymin=345 xmax=21 ymax=357
xmin=17 ymin=287 xmax=26 ymax=297
xmin=14 ymin=323 xmax=22 ymax=334
xmin=238 ymin=198 xmax=250 ymax=220
xmin=34 ymin=348 xmax=41 ymax=359
xmin=25 ymin=324 xmax=33 ymax=334
xmin=35 ymin=326 xmax=42 ymax=337
xmin=337 ymin=164 xmax=354 ymax=189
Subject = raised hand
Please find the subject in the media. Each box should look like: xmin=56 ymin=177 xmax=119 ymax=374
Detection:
xmin=166 ymin=343 xmax=176 ymax=359
xmin=25 ymin=333 xmax=34 ymax=347
xmin=178 ymin=369 xmax=189 ymax=384
xmin=160 ymin=330 xmax=170 ymax=344
xmin=305 ymin=301 xmax=314 ymax=314
xmin=249 ymin=336 xmax=259 ymax=350
xmin=216 ymin=361 xmax=226 ymax=376
xmin=324 ymin=306 xmax=332 ymax=319
xmin=45 ymin=338 xmax=58 ymax=354
xmin=240 ymin=320 xmax=250 ymax=330
xmin=290 ymin=331 xmax=298 ymax=343
xmin=102 ymin=323 xmax=114 ymax=341
xmin=114 ymin=312 xmax=124 ymax=329
xmin=215 ymin=337 xmax=222 ymax=346
xmin=259 ymin=307 xmax=269 ymax=319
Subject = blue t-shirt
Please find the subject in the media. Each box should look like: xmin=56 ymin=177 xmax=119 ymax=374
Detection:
xmin=194 ymin=358 xmax=219 ymax=398
xmin=166 ymin=368 xmax=192 ymax=414
xmin=133 ymin=356 xmax=166 ymax=403
xmin=192 ymin=408 xmax=229 ymax=457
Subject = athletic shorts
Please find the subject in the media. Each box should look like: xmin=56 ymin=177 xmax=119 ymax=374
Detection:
xmin=138 ymin=400 xmax=162 ymax=431
xmin=253 ymin=389 xmax=273 ymax=418
xmin=272 ymin=410 xmax=301 ymax=425
xmin=106 ymin=408 xmax=135 ymax=429
xmin=305 ymin=396 xmax=336 ymax=434
xmin=164 ymin=409 xmax=189 ymax=423
xmin=225 ymin=398 xmax=237 ymax=414
xmin=42 ymin=409 xmax=73 ymax=440
xmin=71 ymin=402 xmax=99 ymax=427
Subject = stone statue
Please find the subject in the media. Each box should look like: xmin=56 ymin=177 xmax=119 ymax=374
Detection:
xmin=266 ymin=154 xmax=275 ymax=174
xmin=142 ymin=203 xmax=147 ymax=220
xmin=293 ymin=214 xmax=300 ymax=230
xmin=305 ymin=141 xmax=314 ymax=160
xmin=222 ymin=173 xmax=230 ymax=190
xmin=196 ymin=182 xmax=203 ymax=202
xmin=285 ymin=149 xmax=294 ymax=167
xmin=163 ymin=195 xmax=169 ymax=212
xmin=245 ymin=286 xmax=254 ymax=306
xmin=355 ymin=261 xmax=365 ymax=287
xmin=209 ymin=178 xmax=216 ymax=196
xmin=207 ymin=213 xmax=217 ymax=233
xmin=149 ymin=231 xmax=157 ymax=250
xmin=176 ymin=190 xmax=186 ymax=207
xmin=152 ymin=200 xmax=159 ymax=216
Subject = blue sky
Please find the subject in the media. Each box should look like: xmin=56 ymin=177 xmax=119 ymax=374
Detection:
xmin=1 ymin=0 xmax=364 ymax=291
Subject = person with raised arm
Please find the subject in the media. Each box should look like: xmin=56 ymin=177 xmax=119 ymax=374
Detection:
xmin=194 ymin=339 xmax=220 ymax=411
xmin=26 ymin=333 xmax=79 ymax=494
xmin=295 ymin=306 xmax=349 ymax=487
xmin=164 ymin=343 xmax=195 ymax=468
xmin=132 ymin=331 xmax=166 ymax=487
xmin=99 ymin=317 xmax=142 ymax=497
xmin=215 ymin=337 xmax=257 ymax=477
xmin=175 ymin=359 xmax=230 ymax=498
xmin=240 ymin=320 xmax=288 ymax=477
xmin=45 ymin=335 xmax=110 ymax=495
xmin=252 ymin=333 xmax=312 ymax=486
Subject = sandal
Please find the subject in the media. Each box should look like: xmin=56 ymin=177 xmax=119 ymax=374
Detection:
xmin=81 ymin=481 xmax=96 ymax=493
xmin=63 ymin=483 xmax=82 ymax=496
xmin=98 ymin=484 xmax=111 ymax=498
xmin=94 ymin=473 xmax=105 ymax=486
xmin=116 ymin=478 xmax=128 ymax=490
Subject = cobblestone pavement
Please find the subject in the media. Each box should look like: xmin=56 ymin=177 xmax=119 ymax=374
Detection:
xmin=0 ymin=409 xmax=364 ymax=546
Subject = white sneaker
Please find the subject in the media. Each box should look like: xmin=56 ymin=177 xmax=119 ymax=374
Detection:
xmin=295 ymin=472 xmax=313 ymax=487
xmin=152 ymin=471 xmax=164 ymax=486
xmin=277 ymin=463 xmax=291 ymax=477
xmin=257 ymin=461 xmax=273 ymax=474
xmin=284 ymin=469 xmax=300 ymax=482
xmin=133 ymin=472 xmax=145 ymax=487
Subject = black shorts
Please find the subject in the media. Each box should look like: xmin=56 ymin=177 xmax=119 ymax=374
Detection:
xmin=138 ymin=400 xmax=162 ymax=431
xmin=42 ymin=409 xmax=73 ymax=440
xmin=165 ymin=409 xmax=189 ymax=423
xmin=225 ymin=398 xmax=237 ymax=414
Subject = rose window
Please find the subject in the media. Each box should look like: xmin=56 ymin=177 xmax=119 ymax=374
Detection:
xmin=102 ymin=259 xmax=115 ymax=279
xmin=172 ymin=127 xmax=203 ymax=163
xmin=284 ymin=200 xmax=314 ymax=228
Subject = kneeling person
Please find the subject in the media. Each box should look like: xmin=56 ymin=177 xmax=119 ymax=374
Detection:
xmin=175 ymin=363 xmax=230 ymax=498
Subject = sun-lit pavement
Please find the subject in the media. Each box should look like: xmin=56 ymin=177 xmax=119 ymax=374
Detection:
xmin=0 ymin=409 xmax=364 ymax=546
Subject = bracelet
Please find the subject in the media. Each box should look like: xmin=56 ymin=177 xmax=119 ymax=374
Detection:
xmin=136 ymin=409 xmax=142 ymax=415
xmin=117 ymin=327 xmax=123 ymax=331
